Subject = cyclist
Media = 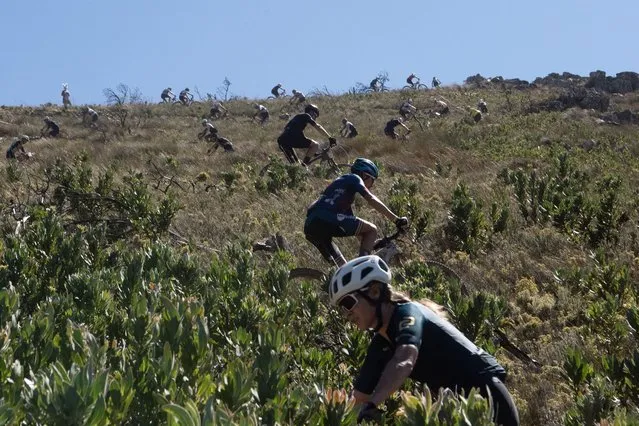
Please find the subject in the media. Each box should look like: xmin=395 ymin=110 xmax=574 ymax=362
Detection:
xmin=61 ymin=84 xmax=71 ymax=109
xmin=384 ymin=117 xmax=411 ymax=140
xmin=271 ymin=83 xmax=285 ymax=98
xmin=369 ymin=77 xmax=381 ymax=92
xmin=277 ymin=104 xmax=335 ymax=165
xmin=329 ymin=255 xmax=520 ymax=425
xmin=82 ymin=107 xmax=99 ymax=126
xmin=6 ymin=135 xmax=29 ymax=160
xmin=41 ymin=116 xmax=60 ymax=137
xmin=304 ymin=158 xmax=408 ymax=266
xmin=178 ymin=88 xmax=193 ymax=105
xmin=198 ymin=119 xmax=218 ymax=141
xmin=432 ymin=76 xmax=441 ymax=88
xmin=470 ymin=107 xmax=482 ymax=123
xmin=435 ymin=99 xmax=450 ymax=115
xmin=290 ymin=89 xmax=306 ymax=105
xmin=207 ymin=133 xmax=234 ymax=153
xmin=253 ymin=104 xmax=270 ymax=125
xmin=161 ymin=87 xmax=175 ymax=103
xmin=399 ymin=98 xmax=417 ymax=119
xmin=209 ymin=100 xmax=227 ymax=118
xmin=406 ymin=73 xmax=420 ymax=88
xmin=478 ymin=98 xmax=488 ymax=114
xmin=340 ymin=118 xmax=358 ymax=138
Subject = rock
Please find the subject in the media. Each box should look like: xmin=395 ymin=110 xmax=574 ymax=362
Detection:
xmin=540 ymin=137 xmax=552 ymax=146
xmin=581 ymin=139 xmax=597 ymax=151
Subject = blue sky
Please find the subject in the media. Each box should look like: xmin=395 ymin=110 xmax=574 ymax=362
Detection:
xmin=1 ymin=0 xmax=637 ymax=106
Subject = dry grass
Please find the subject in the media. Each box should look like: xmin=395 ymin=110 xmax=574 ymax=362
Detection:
xmin=2 ymin=85 xmax=639 ymax=425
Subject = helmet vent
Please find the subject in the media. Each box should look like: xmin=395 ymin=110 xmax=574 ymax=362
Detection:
xmin=342 ymin=272 xmax=352 ymax=286
xmin=361 ymin=266 xmax=373 ymax=280
xmin=378 ymin=259 xmax=389 ymax=272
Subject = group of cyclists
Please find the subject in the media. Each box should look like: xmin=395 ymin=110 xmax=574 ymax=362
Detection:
xmin=161 ymin=87 xmax=194 ymax=106
xmin=5 ymin=78 xmax=519 ymax=425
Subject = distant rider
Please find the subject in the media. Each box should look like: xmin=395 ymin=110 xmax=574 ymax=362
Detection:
xmin=61 ymin=84 xmax=71 ymax=109
xmin=369 ymin=77 xmax=382 ymax=92
xmin=478 ymin=98 xmax=488 ymax=114
xmin=253 ymin=104 xmax=270 ymax=125
xmin=6 ymin=135 xmax=29 ymax=160
xmin=161 ymin=87 xmax=175 ymax=103
xmin=178 ymin=88 xmax=193 ymax=105
xmin=277 ymin=104 xmax=335 ymax=165
xmin=399 ymin=98 xmax=417 ymax=119
xmin=271 ymin=83 xmax=286 ymax=98
xmin=82 ymin=107 xmax=99 ymax=126
xmin=304 ymin=158 xmax=408 ymax=266
xmin=290 ymin=89 xmax=306 ymax=105
xmin=41 ymin=117 xmax=60 ymax=137
xmin=340 ymin=118 xmax=358 ymax=138
xmin=432 ymin=76 xmax=441 ymax=88
xmin=406 ymin=73 xmax=420 ymax=88
xmin=384 ymin=118 xmax=411 ymax=139
xmin=209 ymin=100 xmax=228 ymax=118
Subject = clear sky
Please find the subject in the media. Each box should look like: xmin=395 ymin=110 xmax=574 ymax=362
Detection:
xmin=1 ymin=0 xmax=637 ymax=106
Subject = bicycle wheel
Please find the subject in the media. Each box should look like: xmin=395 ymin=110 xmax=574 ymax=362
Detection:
xmin=416 ymin=83 xmax=429 ymax=90
xmin=289 ymin=267 xmax=325 ymax=281
xmin=323 ymin=158 xmax=351 ymax=177
xmin=401 ymin=85 xmax=414 ymax=92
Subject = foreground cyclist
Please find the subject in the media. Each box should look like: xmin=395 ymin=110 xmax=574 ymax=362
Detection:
xmin=304 ymin=159 xmax=408 ymax=266
xmin=330 ymin=255 xmax=520 ymax=425
xmin=277 ymin=104 xmax=335 ymax=165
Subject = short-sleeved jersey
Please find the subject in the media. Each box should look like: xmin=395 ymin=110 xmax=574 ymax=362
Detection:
xmin=87 ymin=108 xmax=98 ymax=117
xmin=204 ymin=123 xmax=217 ymax=134
xmin=282 ymin=113 xmax=315 ymax=135
xmin=162 ymin=88 xmax=171 ymax=96
xmin=6 ymin=140 xmax=25 ymax=158
xmin=180 ymin=90 xmax=189 ymax=97
xmin=354 ymin=302 xmax=506 ymax=395
xmin=257 ymin=104 xmax=268 ymax=113
xmin=345 ymin=121 xmax=356 ymax=132
xmin=307 ymin=173 xmax=371 ymax=216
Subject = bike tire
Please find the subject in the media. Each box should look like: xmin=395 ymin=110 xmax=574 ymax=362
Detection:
xmin=416 ymin=84 xmax=429 ymax=90
xmin=289 ymin=267 xmax=325 ymax=281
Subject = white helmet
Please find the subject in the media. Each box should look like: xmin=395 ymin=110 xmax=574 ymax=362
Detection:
xmin=329 ymin=255 xmax=391 ymax=306
xmin=202 ymin=119 xmax=208 ymax=125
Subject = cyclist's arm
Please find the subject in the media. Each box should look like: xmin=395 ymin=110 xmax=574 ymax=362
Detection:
xmin=312 ymin=122 xmax=332 ymax=139
xmin=400 ymin=123 xmax=411 ymax=132
xmin=367 ymin=344 xmax=419 ymax=406
xmin=363 ymin=193 xmax=399 ymax=221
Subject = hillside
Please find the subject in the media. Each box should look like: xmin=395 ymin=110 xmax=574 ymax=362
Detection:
xmin=1 ymin=74 xmax=638 ymax=425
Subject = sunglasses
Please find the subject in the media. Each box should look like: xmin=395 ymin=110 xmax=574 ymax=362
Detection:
xmin=338 ymin=294 xmax=359 ymax=312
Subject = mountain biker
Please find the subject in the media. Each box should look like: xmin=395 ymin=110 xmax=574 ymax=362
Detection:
xmin=290 ymin=89 xmax=306 ymax=105
xmin=478 ymin=98 xmax=488 ymax=114
xmin=198 ymin=119 xmax=218 ymax=141
xmin=41 ymin=117 xmax=60 ymax=137
xmin=161 ymin=87 xmax=175 ymax=103
xmin=209 ymin=100 xmax=228 ymax=119
xmin=369 ymin=78 xmax=382 ymax=92
xmin=6 ymin=135 xmax=29 ymax=160
xmin=207 ymin=133 xmax=234 ymax=153
xmin=406 ymin=73 xmax=420 ymax=88
xmin=304 ymin=158 xmax=408 ymax=266
xmin=253 ymin=104 xmax=270 ymax=125
xmin=385 ymin=118 xmax=411 ymax=139
xmin=432 ymin=76 xmax=441 ymax=88
xmin=271 ymin=83 xmax=285 ymax=98
xmin=329 ymin=255 xmax=520 ymax=426
xmin=179 ymin=88 xmax=193 ymax=105
xmin=61 ymin=84 xmax=71 ymax=109
xmin=277 ymin=104 xmax=335 ymax=165
xmin=399 ymin=99 xmax=417 ymax=119
xmin=340 ymin=118 xmax=358 ymax=138
xmin=82 ymin=107 xmax=99 ymax=126
xmin=470 ymin=107 xmax=482 ymax=123
xmin=435 ymin=99 xmax=450 ymax=115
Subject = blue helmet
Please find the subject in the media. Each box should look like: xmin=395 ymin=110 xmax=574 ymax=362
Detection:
xmin=351 ymin=158 xmax=379 ymax=179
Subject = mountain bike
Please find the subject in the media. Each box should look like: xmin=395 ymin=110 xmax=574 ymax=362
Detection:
xmin=267 ymin=89 xmax=288 ymax=100
xmin=401 ymin=82 xmax=429 ymax=92
xmin=263 ymin=140 xmax=350 ymax=177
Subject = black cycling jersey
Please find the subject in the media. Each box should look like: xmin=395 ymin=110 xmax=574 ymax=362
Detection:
xmin=6 ymin=140 xmax=25 ymax=159
xmin=282 ymin=113 xmax=315 ymax=135
xmin=354 ymin=302 xmax=505 ymax=395
xmin=385 ymin=119 xmax=402 ymax=130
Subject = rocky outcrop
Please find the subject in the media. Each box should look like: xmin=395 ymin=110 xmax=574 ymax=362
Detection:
xmin=599 ymin=109 xmax=639 ymax=125
xmin=585 ymin=70 xmax=639 ymax=94
xmin=529 ymin=88 xmax=610 ymax=113
xmin=464 ymin=74 xmax=532 ymax=89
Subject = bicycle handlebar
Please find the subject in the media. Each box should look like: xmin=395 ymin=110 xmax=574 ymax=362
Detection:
xmin=373 ymin=226 xmax=406 ymax=250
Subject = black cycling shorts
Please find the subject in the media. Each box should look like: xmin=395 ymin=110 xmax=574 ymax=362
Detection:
xmin=277 ymin=133 xmax=312 ymax=149
xmin=384 ymin=127 xmax=396 ymax=138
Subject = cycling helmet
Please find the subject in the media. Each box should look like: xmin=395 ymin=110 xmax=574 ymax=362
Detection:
xmin=44 ymin=116 xmax=51 ymax=122
xmin=185 ymin=88 xmax=190 ymax=92
xmin=350 ymin=158 xmax=379 ymax=179
xmin=292 ymin=89 xmax=298 ymax=94
xmin=202 ymin=119 xmax=208 ymax=125
xmin=342 ymin=118 xmax=348 ymax=124
xmin=304 ymin=104 xmax=320 ymax=118
xmin=20 ymin=135 xmax=30 ymax=142
xmin=168 ymin=87 xmax=172 ymax=91
xmin=329 ymin=255 xmax=391 ymax=306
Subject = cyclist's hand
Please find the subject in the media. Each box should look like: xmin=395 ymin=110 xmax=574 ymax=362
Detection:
xmin=357 ymin=402 xmax=382 ymax=424
xmin=395 ymin=217 xmax=409 ymax=230
xmin=328 ymin=137 xmax=337 ymax=147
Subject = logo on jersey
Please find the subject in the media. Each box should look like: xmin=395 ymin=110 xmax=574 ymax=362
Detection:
xmin=399 ymin=317 xmax=416 ymax=330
